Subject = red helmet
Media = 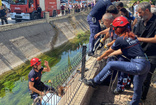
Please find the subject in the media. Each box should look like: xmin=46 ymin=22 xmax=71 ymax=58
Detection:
xmin=30 ymin=58 xmax=41 ymax=66
xmin=112 ymin=16 xmax=129 ymax=28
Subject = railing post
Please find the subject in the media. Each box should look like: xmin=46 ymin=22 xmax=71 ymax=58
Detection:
xmin=44 ymin=12 xmax=49 ymax=23
xmin=81 ymin=45 xmax=87 ymax=79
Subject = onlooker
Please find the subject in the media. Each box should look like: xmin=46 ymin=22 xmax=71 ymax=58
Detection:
xmin=61 ymin=5 xmax=65 ymax=15
xmin=119 ymin=8 xmax=135 ymax=22
xmin=37 ymin=5 xmax=42 ymax=19
xmin=134 ymin=2 xmax=156 ymax=101
xmin=133 ymin=1 xmax=140 ymax=17
xmin=116 ymin=1 xmax=124 ymax=11
xmin=69 ymin=3 xmax=73 ymax=14
xmin=119 ymin=7 xmax=135 ymax=30
xmin=0 ymin=6 xmax=8 ymax=25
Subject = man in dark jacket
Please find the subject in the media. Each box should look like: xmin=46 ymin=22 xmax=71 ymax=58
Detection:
xmin=37 ymin=5 xmax=42 ymax=19
xmin=0 ymin=6 xmax=8 ymax=25
xmin=135 ymin=2 xmax=156 ymax=102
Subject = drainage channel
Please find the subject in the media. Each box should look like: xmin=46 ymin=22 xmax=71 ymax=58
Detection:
xmin=0 ymin=32 xmax=90 ymax=105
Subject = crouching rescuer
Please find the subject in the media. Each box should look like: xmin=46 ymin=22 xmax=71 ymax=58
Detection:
xmin=83 ymin=16 xmax=151 ymax=105
xmin=28 ymin=58 xmax=55 ymax=104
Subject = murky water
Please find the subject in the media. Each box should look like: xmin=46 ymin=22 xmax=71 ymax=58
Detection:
xmin=0 ymin=33 xmax=89 ymax=105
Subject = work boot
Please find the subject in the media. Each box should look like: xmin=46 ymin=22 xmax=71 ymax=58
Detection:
xmin=113 ymin=88 xmax=123 ymax=95
xmin=82 ymin=79 xmax=96 ymax=88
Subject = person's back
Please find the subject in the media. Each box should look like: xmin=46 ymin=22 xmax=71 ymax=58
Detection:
xmin=0 ymin=9 xmax=6 ymax=17
xmin=87 ymin=0 xmax=114 ymax=56
xmin=89 ymin=0 xmax=112 ymax=20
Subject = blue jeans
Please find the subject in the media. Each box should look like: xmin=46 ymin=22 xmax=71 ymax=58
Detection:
xmin=93 ymin=58 xmax=150 ymax=105
xmin=87 ymin=15 xmax=101 ymax=53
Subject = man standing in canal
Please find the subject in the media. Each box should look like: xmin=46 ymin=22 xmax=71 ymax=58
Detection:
xmin=87 ymin=0 xmax=118 ymax=56
xmin=28 ymin=58 xmax=55 ymax=104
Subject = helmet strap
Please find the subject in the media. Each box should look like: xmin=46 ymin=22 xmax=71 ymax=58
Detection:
xmin=33 ymin=65 xmax=39 ymax=71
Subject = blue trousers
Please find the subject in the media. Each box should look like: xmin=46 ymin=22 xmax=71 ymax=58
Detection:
xmin=116 ymin=56 xmax=131 ymax=91
xmin=93 ymin=58 xmax=150 ymax=105
xmin=106 ymin=55 xmax=131 ymax=91
xmin=87 ymin=15 xmax=101 ymax=53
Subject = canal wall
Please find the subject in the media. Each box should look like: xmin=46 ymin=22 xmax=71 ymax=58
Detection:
xmin=0 ymin=13 xmax=89 ymax=75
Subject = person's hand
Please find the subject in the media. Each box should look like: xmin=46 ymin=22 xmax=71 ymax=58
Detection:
xmin=97 ymin=57 xmax=102 ymax=61
xmin=104 ymin=56 xmax=108 ymax=59
xmin=40 ymin=92 xmax=45 ymax=96
xmin=94 ymin=33 xmax=100 ymax=39
xmin=44 ymin=61 xmax=49 ymax=67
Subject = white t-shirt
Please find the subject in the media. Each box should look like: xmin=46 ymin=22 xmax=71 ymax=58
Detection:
xmin=42 ymin=93 xmax=61 ymax=105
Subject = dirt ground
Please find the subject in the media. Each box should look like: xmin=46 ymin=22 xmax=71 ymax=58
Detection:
xmin=89 ymin=72 xmax=156 ymax=105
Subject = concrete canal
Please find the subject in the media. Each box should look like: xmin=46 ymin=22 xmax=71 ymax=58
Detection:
xmin=0 ymin=32 xmax=90 ymax=105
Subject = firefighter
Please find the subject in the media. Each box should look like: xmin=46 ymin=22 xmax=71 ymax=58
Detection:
xmin=28 ymin=58 xmax=55 ymax=104
xmin=37 ymin=5 xmax=42 ymax=19
xmin=83 ymin=16 xmax=151 ymax=105
xmin=87 ymin=0 xmax=117 ymax=56
xmin=0 ymin=6 xmax=8 ymax=25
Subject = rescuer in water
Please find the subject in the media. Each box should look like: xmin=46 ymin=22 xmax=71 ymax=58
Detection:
xmin=28 ymin=58 xmax=55 ymax=104
xmin=83 ymin=16 xmax=151 ymax=105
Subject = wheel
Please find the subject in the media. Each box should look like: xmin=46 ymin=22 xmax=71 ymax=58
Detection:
xmin=31 ymin=13 xmax=38 ymax=20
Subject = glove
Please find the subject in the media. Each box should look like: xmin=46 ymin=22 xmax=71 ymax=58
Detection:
xmin=104 ymin=44 xmax=108 ymax=49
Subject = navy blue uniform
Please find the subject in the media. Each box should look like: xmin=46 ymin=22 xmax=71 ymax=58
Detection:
xmin=28 ymin=67 xmax=50 ymax=101
xmin=93 ymin=36 xmax=150 ymax=105
xmin=0 ymin=9 xmax=8 ymax=25
xmin=101 ymin=28 xmax=118 ymax=85
xmin=87 ymin=0 xmax=112 ymax=54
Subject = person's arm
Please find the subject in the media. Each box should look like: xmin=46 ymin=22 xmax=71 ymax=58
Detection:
xmin=29 ymin=81 xmax=44 ymax=95
xmin=137 ymin=35 xmax=156 ymax=43
xmin=108 ymin=49 xmax=122 ymax=57
xmin=100 ymin=32 xmax=110 ymax=43
xmin=131 ymin=18 xmax=137 ymax=29
xmin=94 ymin=28 xmax=110 ymax=39
xmin=43 ymin=61 xmax=50 ymax=72
xmin=97 ymin=47 xmax=114 ymax=61
xmin=107 ymin=40 xmax=116 ymax=47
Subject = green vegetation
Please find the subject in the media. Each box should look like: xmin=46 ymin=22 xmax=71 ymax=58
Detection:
xmin=129 ymin=0 xmax=155 ymax=6
xmin=0 ymin=31 xmax=90 ymax=98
